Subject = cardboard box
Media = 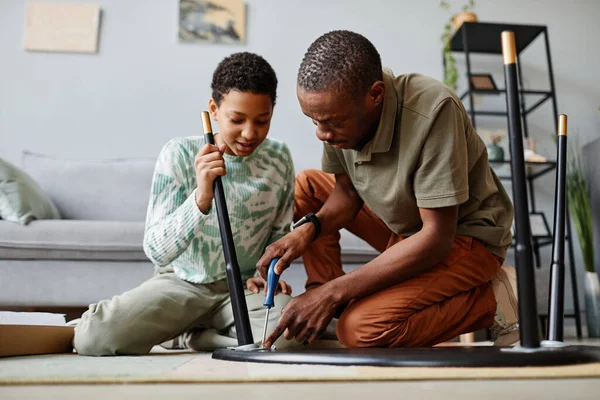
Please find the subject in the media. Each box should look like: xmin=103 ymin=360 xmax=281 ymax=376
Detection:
xmin=0 ymin=325 xmax=74 ymax=357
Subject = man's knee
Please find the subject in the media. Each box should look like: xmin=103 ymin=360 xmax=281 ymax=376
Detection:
xmin=295 ymin=169 xmax=332 ymax=219
xmin=296 ymin=169 xmax=322 ymax=183
xmin=295 ymin=169 xmax=321 ymax=196
xmin=336 ymin=306 xmax=408 ymax=348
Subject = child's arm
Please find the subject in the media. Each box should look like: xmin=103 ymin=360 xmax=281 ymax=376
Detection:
xmin=267 ymin=145 xmax=295 ymax=245
xmin=143 ymin=140 xmax=210 ymax=267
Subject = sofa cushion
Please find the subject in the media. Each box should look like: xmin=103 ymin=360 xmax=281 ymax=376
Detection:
xmin=0 ymin=220 xmax=148 ymax=261
xmin=0 ymin=260 xmax=154 ymax=307
xmin=0 ymin=158 xmax=61 ymax=225
xmin=22 ymin=151 xmax=155 ymax=221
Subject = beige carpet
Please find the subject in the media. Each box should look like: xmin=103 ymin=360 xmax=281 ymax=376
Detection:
xmin=2 ymin=341 xmax=600 ymax=385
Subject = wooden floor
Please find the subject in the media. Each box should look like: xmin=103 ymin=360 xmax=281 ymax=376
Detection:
xmin=2 ymin=379 xmax=600 ymax=400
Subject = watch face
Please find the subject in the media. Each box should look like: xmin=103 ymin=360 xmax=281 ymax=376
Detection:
xmin=292 ymin=214 xmax=315 ymax=229
xmin=292 ymin=216 xmax=307 ymax=229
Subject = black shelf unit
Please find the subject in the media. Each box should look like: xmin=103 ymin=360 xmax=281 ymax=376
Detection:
xmin=490 ymin=160 xmax=557 ymax=265
xmin=447 ymin=22 xmax=582 ymax=338
xmin=458 ymin=89 xmax=553 ymax=121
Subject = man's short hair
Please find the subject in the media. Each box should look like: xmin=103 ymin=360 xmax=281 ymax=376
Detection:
xmin=297 ymin=30 xmax=383 ymax=96
xmin=212 ymin=52 xmax=278 ymax=106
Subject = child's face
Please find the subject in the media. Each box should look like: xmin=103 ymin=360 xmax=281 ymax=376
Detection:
xmin=209 ymin=90 xmax=273 ymax=157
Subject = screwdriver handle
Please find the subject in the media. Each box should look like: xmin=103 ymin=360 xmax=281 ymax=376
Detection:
xmin=264 ymin=258 xmax=280 ymax=309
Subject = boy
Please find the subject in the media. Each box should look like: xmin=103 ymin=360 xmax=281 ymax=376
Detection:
xmin=74 ymin=52 xmax=296 ymax=355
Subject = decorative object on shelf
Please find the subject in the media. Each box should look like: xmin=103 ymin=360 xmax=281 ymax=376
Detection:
xmin=179 ymin=0 xmax=246 ymax=44
xmin=452 ymin=10 xmax=477 ymax=31
xmin=524 ymin=138 xmax=548 ymax=163
xmin=440 ymin=0 xmax=476 ymax=91
xmin=567 ymin=139 xmax=599 ymax=337
xmin=484 ymin=129 xmax=506 ymax=161
xmin=470 ymin=73 xmax=498 ymax=92
xmin=24 ymin=2 xmax=101 ymax=54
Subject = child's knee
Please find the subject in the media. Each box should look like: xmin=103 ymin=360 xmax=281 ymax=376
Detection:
xmin=272 ymin=293 xmax=293 ymax=311
xmin=73 ymin=305 xmax=138 ymax=356
xmin=73 ymin=311 xmax=115 ymax=356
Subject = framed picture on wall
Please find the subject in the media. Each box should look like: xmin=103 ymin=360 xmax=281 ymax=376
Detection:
xmin=24 ymin=2 xmax=101 ymax=54
xmin=179 ymin=0 xmax=246 ymax=44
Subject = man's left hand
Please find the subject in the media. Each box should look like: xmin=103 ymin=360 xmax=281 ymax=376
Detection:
xmin=263 ymin=285 xmax=340 ymax=347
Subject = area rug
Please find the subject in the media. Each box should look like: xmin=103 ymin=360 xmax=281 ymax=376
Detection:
xmin=2 ymin=345 xmax=600 ymax=385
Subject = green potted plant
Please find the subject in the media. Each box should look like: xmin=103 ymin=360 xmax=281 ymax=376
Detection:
xmin=567 ymin=139 xmax=600 ymax=337
xmin=440 ymin=0 xmax=476 ymax=92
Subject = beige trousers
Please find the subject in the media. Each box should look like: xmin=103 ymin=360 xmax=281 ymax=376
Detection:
xmin=74 ymin=273 xmax=295 ymax=356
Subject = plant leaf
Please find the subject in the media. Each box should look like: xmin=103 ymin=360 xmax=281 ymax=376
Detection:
xmin=567 ymin=138 xmax=595 ymax=273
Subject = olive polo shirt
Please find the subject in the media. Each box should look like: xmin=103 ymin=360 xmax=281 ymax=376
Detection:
xmin=322 ymin=69 xmax=514 ymax=259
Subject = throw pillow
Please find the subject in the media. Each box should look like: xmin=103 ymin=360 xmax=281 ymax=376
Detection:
xmin=0 ymin=158 xmax=61 ymax=225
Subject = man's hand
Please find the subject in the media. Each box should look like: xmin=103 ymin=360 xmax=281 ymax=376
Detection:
xmin=194 ymin=143 xmax=227 ymax=212
xmin=246 ymin=276 xmax=292 ymax=296
xmin=256 ymin=223 xmax=314 ymax=278
xmin=263 ymin=285 xmax=340 ymax=347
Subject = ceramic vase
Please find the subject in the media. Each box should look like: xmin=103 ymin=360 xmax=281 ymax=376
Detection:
xmin=487 ymin=142 xmax=505 ymax=162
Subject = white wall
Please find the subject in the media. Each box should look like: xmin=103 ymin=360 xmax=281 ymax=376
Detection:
xmin=1 ymin=0 xmax=600 ymax=317
xmin=1 ymin=1 xmax=599 ymax=167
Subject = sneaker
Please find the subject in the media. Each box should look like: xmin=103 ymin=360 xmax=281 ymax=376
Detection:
xmin=491 ymin=265 xmax=520 ymax=346
xmin=160 ymin=334 xmax=188 ymax=350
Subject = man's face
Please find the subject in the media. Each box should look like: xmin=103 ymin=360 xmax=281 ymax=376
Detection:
xmin=297 ymin=86 xmax=374 ymax=151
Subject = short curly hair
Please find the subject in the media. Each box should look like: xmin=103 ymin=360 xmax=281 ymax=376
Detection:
xmin=211 ymin=52 xmax=278 ymax=106
xmin=297 ymin=30 xmax=382 ymax=96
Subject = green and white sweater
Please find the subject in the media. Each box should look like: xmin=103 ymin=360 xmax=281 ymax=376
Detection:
xmin=143 ymin=136 xmax=295 ymax=284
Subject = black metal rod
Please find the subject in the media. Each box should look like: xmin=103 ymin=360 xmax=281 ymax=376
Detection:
xmin=528 ymin=176 xmax=537 ymax=213
xmin=524 ymin=94 xmax=551 ymax=116
xmin=527 ymin=175 xmax=542 ymax=268
xmin=201 ymin=112 xmax=254 ymax=346
xmin=521 ymin=90 xmax=552 ymax=95
xmin=462 ymin=25 xmax=476 ymax=129
xmin=567 ymin=218 xmax=583 ymax=339
xmin=544 ymin=28 xmax=583 ymax=339
xmin=544 ymin=28 xmax=559 ymax=136
xmin=529 ymin=164 xmax=557 ymax=180
xmin=516 ymin=58 xmax=529 ymax=139
xmin=547 ymin=115 xmax=568 ymax=341
xmin=470 ymin=110 xmax=509 ymax=116
xmin=502 ymin=31 xmax=540 ymax=348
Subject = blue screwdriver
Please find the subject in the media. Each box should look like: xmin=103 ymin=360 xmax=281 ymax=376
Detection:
xmin=261 ymin=257 xmax=281 ymax=347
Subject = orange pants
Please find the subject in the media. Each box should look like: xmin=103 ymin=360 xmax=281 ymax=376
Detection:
xmin=294 ymin=170 xmax=502 ymax=347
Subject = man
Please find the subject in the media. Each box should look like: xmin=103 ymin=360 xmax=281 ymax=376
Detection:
xmin=257 ymin=30 xmax=518 ymax=348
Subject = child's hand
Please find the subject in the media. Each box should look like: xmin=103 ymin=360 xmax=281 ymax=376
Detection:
xmin=246 ymin=276 xmax=292 ymax=296
xmin=194 ymin=143 xmax=227 ymax=212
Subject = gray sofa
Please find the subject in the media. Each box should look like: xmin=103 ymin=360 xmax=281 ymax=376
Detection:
xmin=0 ymin=152 xmax=377 ymax=309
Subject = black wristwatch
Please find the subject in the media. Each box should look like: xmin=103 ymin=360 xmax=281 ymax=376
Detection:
xmin=293 ymin=212 xmax=321 ymax=242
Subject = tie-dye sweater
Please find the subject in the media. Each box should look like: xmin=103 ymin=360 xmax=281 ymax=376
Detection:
xmin=143 ymin=136 xmax=294 ymax=284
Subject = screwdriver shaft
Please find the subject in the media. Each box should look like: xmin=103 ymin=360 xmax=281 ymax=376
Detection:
xmin=261 ymin=307 xmax=271 ymax=347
